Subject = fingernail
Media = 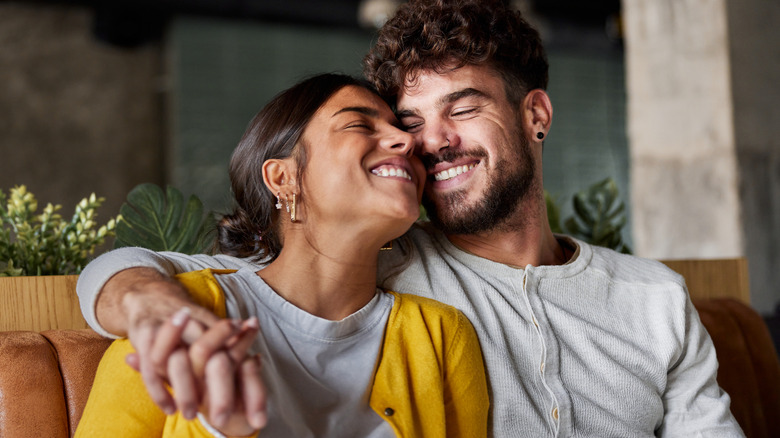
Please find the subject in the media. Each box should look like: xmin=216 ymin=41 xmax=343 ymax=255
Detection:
xmin=162 ymin=405 xmax=176 ymax=416
xmin=183 ymin=407 xmax=196 ymax=420
xmin=252 ymin=412 xmax=267 ymax=429
xmin=213 ymin=412 xmax=229 ymax=427
xmin=171 ymin=307 xmax=191 ymax=326
xmin=246 ymin=316 xmax=259 ymax=329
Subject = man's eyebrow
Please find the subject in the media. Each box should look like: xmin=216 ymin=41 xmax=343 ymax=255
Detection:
xmin=332 ymin=106 xmax=379 ymax=118
xmin=396 ymin=88 xmax=489 ymax=119
xmin=441 ymin=88 xmax=488 ymax=105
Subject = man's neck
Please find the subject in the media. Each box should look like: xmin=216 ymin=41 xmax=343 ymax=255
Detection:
xmin=444 ymin=212 xmax=566 ymax=268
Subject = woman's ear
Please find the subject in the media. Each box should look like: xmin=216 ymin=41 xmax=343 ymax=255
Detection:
xmin=262 ymin=158 xmax=297 ymax=195
xmin=521 ymin=89 xmax=553 ymax=141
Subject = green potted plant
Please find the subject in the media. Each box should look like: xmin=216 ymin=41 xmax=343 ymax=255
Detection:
xmin=546 ymin=177 xmax=632 ymax=254
xmin=0 ymin=186 xmax=119 ymax=330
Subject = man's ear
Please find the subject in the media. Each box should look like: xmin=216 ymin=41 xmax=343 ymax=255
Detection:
xmin=521 ymin=89 xmax=553 ymax=141
xmin=262 ymin=158 xmax=297 ymax=195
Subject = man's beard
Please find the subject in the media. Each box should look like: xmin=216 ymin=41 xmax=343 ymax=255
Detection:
xmin=421 ymin=135 xmax=535 ymax=235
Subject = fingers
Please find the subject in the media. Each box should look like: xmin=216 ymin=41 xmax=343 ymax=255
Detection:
xmin=125 ymin=352 xmax=140 ymax=371
xmin=189 ymin=319 xmax=241 ymax=379
xmin=148 ymin=307 xmax=191 ymax=371
xmin=227 ymin=317 xmax=260 ymax=364
xmin=190 ymin=317 xmax=262 ymax=429
xmin=240 ymin=355 xmax=268 ymax=430
xmin=167 ymin=348 xmax=200 ymax=419
xmin=137 ymin=307 xmax=202 ymax=416
xmin=204 ymin=351 xmax=236 ymax=428
xmin=139 ymin=344 xmax=177 ymax=415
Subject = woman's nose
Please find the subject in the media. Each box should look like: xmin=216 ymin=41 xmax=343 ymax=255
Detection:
xmin=384 ymin=127 xmax=415 ymax=157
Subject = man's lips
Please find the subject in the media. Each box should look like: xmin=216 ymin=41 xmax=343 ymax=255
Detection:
xmin=432 ymin=162 xmax=478 ymax=181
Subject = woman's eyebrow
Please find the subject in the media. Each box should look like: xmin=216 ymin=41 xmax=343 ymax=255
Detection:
xmin=332 ymin=106 xmax=379 ymax=118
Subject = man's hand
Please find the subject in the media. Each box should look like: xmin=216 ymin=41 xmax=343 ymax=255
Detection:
xmin=96 ymin=267 xmax=219 ymax=338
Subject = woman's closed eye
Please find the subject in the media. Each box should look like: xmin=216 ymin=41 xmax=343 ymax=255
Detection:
xmin=345 ymin=121 xmax=374 ymax=131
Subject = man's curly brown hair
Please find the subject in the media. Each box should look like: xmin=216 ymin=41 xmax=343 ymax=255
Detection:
xmin=363 ymin=0 xmax=548 ymax=105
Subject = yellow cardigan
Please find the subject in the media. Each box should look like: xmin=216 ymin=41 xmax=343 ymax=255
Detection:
xmin=76 ymin=269 xmax=489 ymax=437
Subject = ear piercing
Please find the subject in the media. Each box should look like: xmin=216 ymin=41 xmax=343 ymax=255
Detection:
xmin=536 ymin=132 xmax=545 ymax=140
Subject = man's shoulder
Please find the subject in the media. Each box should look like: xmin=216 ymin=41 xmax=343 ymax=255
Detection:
xmin=584 ymin=242 xmax=685 ymax=288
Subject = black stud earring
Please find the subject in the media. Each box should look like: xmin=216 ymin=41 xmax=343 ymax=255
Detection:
xmin=536 ymin=132 xmax=545 ymax=140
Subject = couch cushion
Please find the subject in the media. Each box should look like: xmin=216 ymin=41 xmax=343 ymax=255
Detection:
xmin=0 ymin=331 xmax=69 ymax=438
xmin=695 ymin=298 xmax=780 ymax=438
xmin=42 ymin=329 xmax=112 ymax=434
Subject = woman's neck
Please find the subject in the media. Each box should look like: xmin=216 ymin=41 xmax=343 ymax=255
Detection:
xmin=257 ymin=233 xmax=381 ymax=321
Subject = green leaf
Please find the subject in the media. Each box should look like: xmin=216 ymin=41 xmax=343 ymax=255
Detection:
xmin=114 ymin=183 xmax=216 ymax=254
xmin=562 ymin=177 xmax=632 ymax=254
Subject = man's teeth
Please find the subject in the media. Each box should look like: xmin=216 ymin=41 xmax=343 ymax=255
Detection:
xmin=434 ymin=163 xmax=476 ymax=181
xmin=372 ymin=167 xmax=412 ymax=181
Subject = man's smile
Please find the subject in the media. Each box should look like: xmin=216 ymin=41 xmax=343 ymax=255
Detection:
xmin=433 ymin=162 xmax=478 ymax=181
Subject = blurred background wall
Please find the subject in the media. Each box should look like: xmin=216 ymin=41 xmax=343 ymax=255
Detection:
xmin=0 ymin=0 xmax=777 ymax=317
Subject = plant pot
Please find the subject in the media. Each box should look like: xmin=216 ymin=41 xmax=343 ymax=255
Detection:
xmin=0 ymin=275 xmax=88 ymax=331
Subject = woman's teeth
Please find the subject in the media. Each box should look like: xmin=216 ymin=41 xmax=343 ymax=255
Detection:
xmin=434 ymin=163 xmax=476 ymax=181
xmin=372 ymin=167 xmax=412 ymax=181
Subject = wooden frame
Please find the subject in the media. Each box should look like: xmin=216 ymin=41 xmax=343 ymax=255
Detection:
xmin=660 ymin=257 xmax=750 ymax=305
xmin=0 ymin=275 xmax=88 ymax=331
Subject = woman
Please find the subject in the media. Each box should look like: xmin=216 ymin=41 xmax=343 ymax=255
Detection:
xmin=76 ymin=74 xmax=488 ymax=438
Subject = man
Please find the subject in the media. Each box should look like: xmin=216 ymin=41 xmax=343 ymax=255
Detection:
xmin=78 ymin=0 xmax=743 ymax=436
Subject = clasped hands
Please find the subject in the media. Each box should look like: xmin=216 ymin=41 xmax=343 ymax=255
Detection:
xmin=120 ymin=282 xmax=267 ymax=437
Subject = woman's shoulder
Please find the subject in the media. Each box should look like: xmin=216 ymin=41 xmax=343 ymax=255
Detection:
xmin=385 ymin=291 xmax=474 ymax=340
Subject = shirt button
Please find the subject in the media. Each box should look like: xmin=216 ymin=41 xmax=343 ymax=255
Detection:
xmin=540 ymin=362 xmax=545 ymax=373
xmin=552 ymin=407 xmax=559 ymax=420
xmin=384 ymin=408 xmax=395 ymax=416
xmin=533 ymin=317 xmax=539 ymax=327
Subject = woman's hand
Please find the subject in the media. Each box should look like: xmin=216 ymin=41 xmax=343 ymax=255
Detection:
xmin=189 ymin=315 xmax=267 ymax=434
xmin=125 ymin=309 xmax=268 ymax=434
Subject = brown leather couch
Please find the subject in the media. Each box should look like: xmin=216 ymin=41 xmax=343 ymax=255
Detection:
xmin=695 ymin=299 xmax=780 ymax=438
xmin=0 ymin=299 xmax=778 ymax=437
xmin=0 ymin=329 xmax=111 ymax=437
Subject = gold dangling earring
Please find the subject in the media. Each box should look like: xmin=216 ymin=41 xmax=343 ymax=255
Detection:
xmin=380 ymin=241 xmax=393 ymax=251
xmin=290 ymin=193 xmax=297 ymax=222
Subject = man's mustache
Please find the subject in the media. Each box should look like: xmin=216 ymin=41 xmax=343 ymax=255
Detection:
xmin=420 ymin=148 xmax=487 ymax=169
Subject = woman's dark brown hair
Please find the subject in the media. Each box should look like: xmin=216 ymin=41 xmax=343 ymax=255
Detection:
xmin=363 ymin=0 xmax=548 ymax=106
xmin=217 ymin=73 xmax=369 ymax=262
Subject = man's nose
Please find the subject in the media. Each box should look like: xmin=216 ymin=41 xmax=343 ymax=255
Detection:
xmin=420 ymin=124 xmax=453 ymax=156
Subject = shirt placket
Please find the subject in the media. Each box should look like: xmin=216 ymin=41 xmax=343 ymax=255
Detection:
xmin=521 ymin=269 xmax=561 ymax=437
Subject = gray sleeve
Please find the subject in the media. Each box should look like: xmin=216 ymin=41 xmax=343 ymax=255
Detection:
xmin=77 ymin=247 xmax=258 ymax=337
xmin=657 ymin=294 xmax=745 ymax=437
